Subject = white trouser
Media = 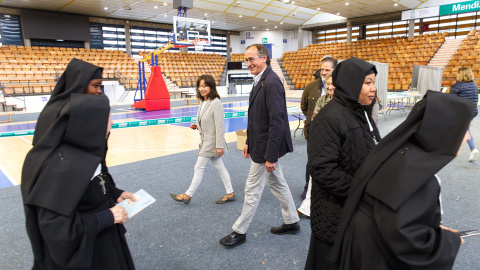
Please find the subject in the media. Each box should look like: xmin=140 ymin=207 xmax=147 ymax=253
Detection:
xmin=185 ymin=156 xmax=233 ymax=197
xmin=297 ymin=177 xmax=312 ymax=216
xmin=232 ymin=161 xmax=300 ymax=234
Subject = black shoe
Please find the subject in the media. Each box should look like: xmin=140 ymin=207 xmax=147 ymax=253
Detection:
xmin=170 ymin=193 xmax=191 ymax=204
xmin=219 ymin=232 xmax=246 ymax=247
xmin=271 ymin=222 xmax=300 ymax=235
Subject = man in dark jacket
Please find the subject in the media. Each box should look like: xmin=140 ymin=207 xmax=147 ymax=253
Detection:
xmin=220 ymin=44 xmax=299 ymax=247
xmin=300 ymin=56 xmax=337 ymax=200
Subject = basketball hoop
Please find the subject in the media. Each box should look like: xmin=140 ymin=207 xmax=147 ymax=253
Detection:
xmin=192 ymin=39 xmax=209 ymax=51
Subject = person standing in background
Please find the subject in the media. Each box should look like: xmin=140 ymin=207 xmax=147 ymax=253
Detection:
xmin=298 ymin=71 xmax=335 ymax=217
xmin=449 ymin=67 xmax=479 ymax=162
xmin=299 ymin=56 xmax=338 ymax=200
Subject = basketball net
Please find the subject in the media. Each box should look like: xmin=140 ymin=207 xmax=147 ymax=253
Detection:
xmin=192 ymin=39 xmax=209 ymax=51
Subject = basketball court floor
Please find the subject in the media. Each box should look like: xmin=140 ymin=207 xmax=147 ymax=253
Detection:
xmin=0 ymin=96 xmax=303 ymax=188
xmin=0 ymin=95 xmax=478 ymax=269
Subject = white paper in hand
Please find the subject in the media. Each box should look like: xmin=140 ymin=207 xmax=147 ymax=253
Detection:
xmin=118 ymin=189 xmax=156 ymax=218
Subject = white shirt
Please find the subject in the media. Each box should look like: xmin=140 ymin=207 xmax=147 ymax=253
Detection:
xmin=253 ymin=66 xmax=267 ymax=87
xmin=321 ymin=78 xmax=327 ymax=96
xmin=200 ymin=101 xmax=206 ymax=114
xmin=91 ymin=163 xmax=102 ymax=181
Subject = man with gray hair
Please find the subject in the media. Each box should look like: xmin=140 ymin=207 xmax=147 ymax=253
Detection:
xmin=299 ymin=55 xmax=338 ymax=201
xmin=220 ymin=44 xmax=299 ymax=247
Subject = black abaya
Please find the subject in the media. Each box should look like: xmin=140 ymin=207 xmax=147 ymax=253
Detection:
xmin=21 ymin=59 xmax=135 ymax=270
xmin=331 ymin=91 xmax=473 ymax=269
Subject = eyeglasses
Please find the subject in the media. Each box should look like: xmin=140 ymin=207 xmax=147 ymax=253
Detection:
xmin=244 ymin=56 xmax=259 ymax=63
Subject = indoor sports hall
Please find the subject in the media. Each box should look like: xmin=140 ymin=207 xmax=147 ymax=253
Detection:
xmin=0 ymin=0 xmax=479 ymax=269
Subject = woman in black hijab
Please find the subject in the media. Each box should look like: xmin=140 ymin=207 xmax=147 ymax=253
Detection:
xmin=21 ymin=58 xmax=136 ymax=270
xmin=305 ymin=57 xmax=381 ymax=270
xmin=331 ymin=91 xmax=472 ymax=270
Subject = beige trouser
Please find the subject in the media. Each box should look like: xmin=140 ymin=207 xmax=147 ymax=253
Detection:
xmin=232 ymin=161 xmax=300 ymax=234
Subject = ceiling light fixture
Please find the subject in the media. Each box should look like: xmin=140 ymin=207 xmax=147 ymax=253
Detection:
xmin=266 ymin=28 xmax=269 ymax=31
xmin=204 ymin=13 xmax=207 ymax=16
xmin=104 ymin=7 xmax=108 ymax=10
xmin=345 ymin=2 xmax=349 ymax=5
xmin=253 ymin=26 xmax=256 ymax=29
xmin=154 ymin=6 xmax=158 ymax=9
xmin=337 ymin=12 xmax=340 ymax=15
xmin=280 ymin=21 xmax=283 ymax=24
xmin=164 ymin=2 xmax=167 ymax=5
xmin=275 ymin=26 xmax=277 ymax=28
xmin=394 ymin=3 xmax=398 ymax=6
xmin=164 ymin=14 xmax=167 ymax=17
xmin=239 ymin=15 xmax=243 ymax=17
xmin=265 ymin=19 xmax=268 ymax=22
xmin=212 ymin=21 xmax=215 ymax=23
xmin=317 ymin=8 xmax=320 ymax=10
xmin=292 ymin=1 xmax=295 ymax=4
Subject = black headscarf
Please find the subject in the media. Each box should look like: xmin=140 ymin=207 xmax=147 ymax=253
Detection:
xmin=332 ymin=57 xmax=377 ymax=104
xmin=22 ymin=59 xmax=109 ymax=217
xmin=331 ymin=90 xmax=474 ymax=262
xmin=33 ymin=58 xmax=103 ymax=146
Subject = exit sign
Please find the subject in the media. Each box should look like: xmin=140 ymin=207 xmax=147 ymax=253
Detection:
xmin=262 ymin=38 xmax=267 ymax=43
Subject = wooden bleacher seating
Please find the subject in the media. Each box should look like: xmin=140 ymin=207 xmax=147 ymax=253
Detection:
xmin=230 ymin=53 xmax=245 ymax=62
xmin=443 ymin=29 xmax=480 ymax=88
xmin=0 ymin=45 xmax=138 ymax=95
xmin=282 ymin=32 xmax=447 ymax=91
xmin=139 ymin=51 xmax=227 ymax=88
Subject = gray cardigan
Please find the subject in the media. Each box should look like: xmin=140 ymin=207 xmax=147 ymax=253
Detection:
xmin=196 ymin=98 xmax=227 ymax=157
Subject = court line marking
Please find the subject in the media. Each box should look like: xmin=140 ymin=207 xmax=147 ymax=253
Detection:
xmin=0 ymin=164 xmax=18 ymax=186
xmin=18 ymin=136 xmax=32 ymax=144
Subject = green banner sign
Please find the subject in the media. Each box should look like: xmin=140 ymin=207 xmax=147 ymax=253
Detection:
xmin=440 ymin=0 xmax=480 ymax=16
xmin=0 ymin=111 xmax=249 ymax=138
xmin=0 ymin=107 xmax=301 ymax=138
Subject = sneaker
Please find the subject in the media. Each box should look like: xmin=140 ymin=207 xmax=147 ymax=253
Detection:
xmin=469 ymin=149 xmax=479 ymax=162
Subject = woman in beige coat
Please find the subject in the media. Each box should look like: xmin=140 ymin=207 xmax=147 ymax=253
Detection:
xmin=170 ymin=75 xmax=234 ymax=204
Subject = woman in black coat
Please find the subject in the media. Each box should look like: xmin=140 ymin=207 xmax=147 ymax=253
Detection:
xmin=331 ymin=91 xmax=472 ymax=269
xmin=305 ymin=57 xmax=381 ymax=270
xmin=21 ymin=59 xmax=136 ymax=270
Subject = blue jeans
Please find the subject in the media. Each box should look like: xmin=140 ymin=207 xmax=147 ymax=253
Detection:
xmin=467 ymin=117 xmax=476 ymax=150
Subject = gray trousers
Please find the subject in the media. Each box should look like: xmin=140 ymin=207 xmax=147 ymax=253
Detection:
xmin=232 ymin=161 xmax=300 ymax=234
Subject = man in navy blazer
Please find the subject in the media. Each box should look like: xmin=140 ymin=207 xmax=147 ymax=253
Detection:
xmin=220 ymin=44 xmax=299 ymax=247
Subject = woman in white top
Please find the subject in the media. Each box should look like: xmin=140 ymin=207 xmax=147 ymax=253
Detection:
xmin=170 ymin=75 xmax=234 ymax=204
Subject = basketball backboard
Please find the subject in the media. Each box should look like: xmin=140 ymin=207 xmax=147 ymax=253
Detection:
xmin=173 ymin=16 xmax=211 ymax=46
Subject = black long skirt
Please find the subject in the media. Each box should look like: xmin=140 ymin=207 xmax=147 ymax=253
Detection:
xmin=305 ymin=234 xmax=337 ymax=270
